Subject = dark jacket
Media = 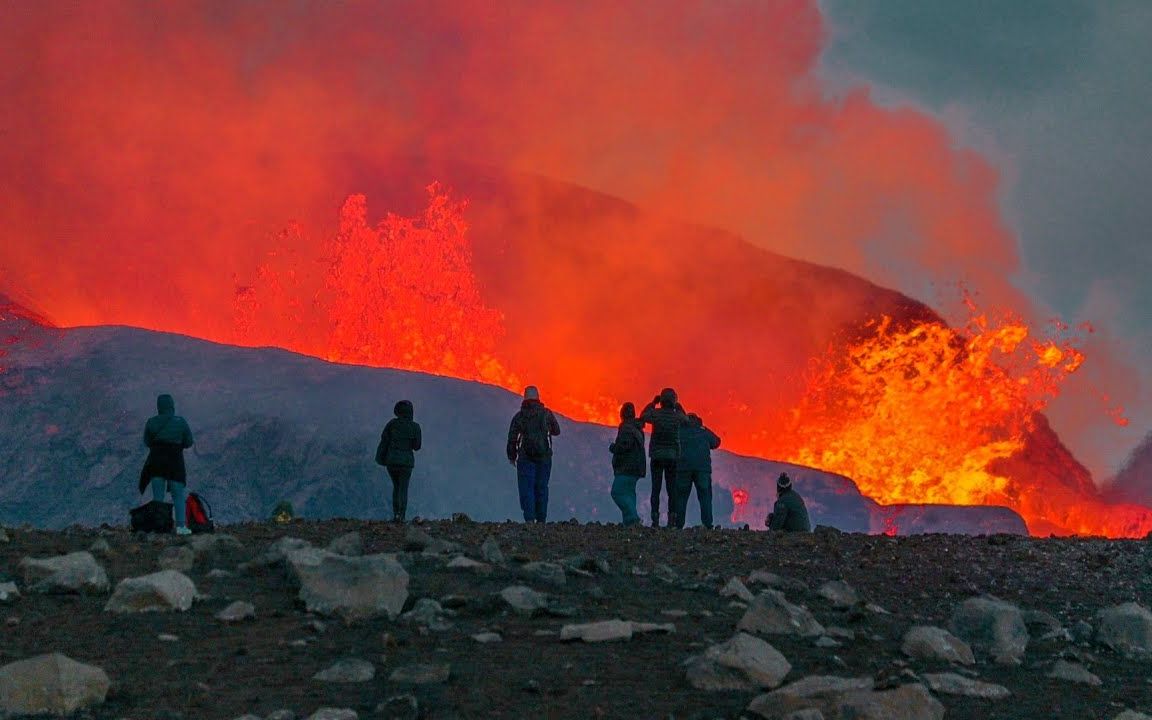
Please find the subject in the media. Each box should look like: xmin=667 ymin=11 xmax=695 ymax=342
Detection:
xmin=507 ymin=399 xmax=561 ymax=463
xmin=639 ymin=401 xmax=690 ymax=461
xmin=609 ymin=419 xmax=646 ymax=478
xmin=139 ymin=394 xmax=194 ymax=492
xmin=376 ymin=401 xmax=422 ymax=468
xmin=768 ymin=488 xmax=811 ymax=532
xmin=678 ymin=418 xmax=721 ymax=473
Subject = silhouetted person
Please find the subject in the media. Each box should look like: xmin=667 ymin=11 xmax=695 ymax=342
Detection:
xmin=506 ymin=385 xmax=561 ymax=523
xmin=375 ymin=400 xmax=422 ymax=522
xmin=140 ymin=393 xmax=195 ymax=535
xmin=671 ymin=413 xmax=721 ymax=528
xmin=767 ymin=472 xmax=811 ymax=532
xmin=640 ymin=388 xmax=690 ymax=527
xmin=609 ymin=402 xmax=646 ymax=526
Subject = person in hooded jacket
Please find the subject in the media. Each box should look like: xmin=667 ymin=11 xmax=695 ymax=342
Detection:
xmin=506 ymin=385 xmax=561 ymax=523
xmin=376 ymin=400 xmax=423 ymax=522
xmin=140 ymin=393 xmax=195 ymax=535
xmin=639 ymin=388 xmax=690 ymax=527
xmin=609 ymin=402 xmax=646 ymax=526
xmin=767 ymin=472 xmax=811 ymax=532
xmin=671 ymin=413 xmax=721 ymax=528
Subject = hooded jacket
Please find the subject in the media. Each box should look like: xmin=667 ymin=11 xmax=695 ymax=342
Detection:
xmin=678 ymin=416 xmax=721 ymax=473
xmin=769 ymin=488 xmax=811 ymax=532
xmin=376 ymin=400 xmax=422 ymax=468
xmin=609 ymin=419 xmax=647 ymax=478
xmin=139 ymin=394 xmax=194 ymax=492
xmin=640 ymin=394 xmax=690 ymax=461
xmin=507 ymin=398 xmax=561 ymax=463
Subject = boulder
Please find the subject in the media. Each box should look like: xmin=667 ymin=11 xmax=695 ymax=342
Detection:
xmin=0 ymin=653 xmax=110 ymax=716
xmin=499 ymin=585 xmax=548 ymax=615
xmin=1047 ymin=659 xmax=1101 ymax=686
xmin=685 ymin=633 xmax=792 ymax=691
xmin=105 ymin=570 xmax=197 ymax=613
xmin=721 ymin=577 xmax=755 ymax=603
xmin=285 ymin=549 xmax=409 ymax=622
xmin=747 ymin=679 xmax=943 ymax=720
xmin=901 ymin=626 xmax=975 ymax=665
xmin=158 ymin=545 xmax=196 ymax=572
xmin=921 ymin=672 xmax=1011 ymax=699
xmin=1095 ymin=603 xmax=1152 ymax=657
xmin=19 ymin=551 xmax=109 ymax=595
xmin=560 ymin=619 xmax=634 ymax=642
xmin=388 ymin=663 xmax=451 ymax=684
xmin=521 ymin=562 xmax=567 ymax=586
xmin=313 ymin=658 xmax=376 ymax=683
xmin=480 ymin=536 xmax=506 ymax=564
xmin=216 ymin=600 xmax=256 ymax=622
xmin=816 ymin=580 xmax=859 ymax=608
xmin=948 ymin=597 xmax=1029 ymax=664
xmin=738 ymin=590 xmax=824 ymax=638
xmin=327 ymin=532 xmax=365 ymax=556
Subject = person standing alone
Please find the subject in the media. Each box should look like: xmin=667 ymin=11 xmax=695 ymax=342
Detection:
xmin=609 ymin=402 xmax=646 ymax=526
xmin=507 ymin=386 xmax=561 ymax=523
xmin=376 ymin=400 xmax=422 ymax=522
xmin=140 ymin=393 xmax=195 ymax=535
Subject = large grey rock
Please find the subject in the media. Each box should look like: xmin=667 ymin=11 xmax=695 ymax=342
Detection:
xmin=1048 ymin=659 xmax=1101 ymax=686
xmin=721 ymin=577 xmax=755 ymax=603
xmin=738 ymin=590 xmax=824 ymax=638
xmin=0 ymin=653 xmax=110 ymax=716
xmin=105 ymin=570 xmax=197 ymax=613
xmin=816 ymin=580 xmax=859 ymax=608
xmin=388 ymin=663 xmax=451 ymax=684
xmin=921 ymin=672 xmax=1011 ymax=699
xmin=480 ymin=536 xmax=506 ymax=564
xmin=158 ymin=545 xmax=196 ymax=572
xmin=285 ymin=548 xmax=409 ymax=622
xmin=1096 ymin=603 xmax=1152 ymax=657
xmin=499 ymin=585 xmax=548 ymax=615
xmin=0 ymin=582 xmax=19 ymax=604
xmin=327 ymin=532 xmax=365 ymax=556
xmin=901 ymin=625 xmax=975 ymax=665
xmin=216 ymin=600 xmax=256 ymax=622
xmin=948 ymin=597 xmax=1029 ymax=664
xmin=560 ymin=619 xmax=634 ymax=642
xmin=446 ymin=555 xmax=491 ymax=574
xmin=747 ymin=679 xmax=944 ymax=720
xmin=19 ymin=552 xmax=109 ymax=595
xmin=685 ymin=633 xmax=792 ymax=691
xmin=313 ymin=658 xmax=376 ymax=683
xmin=521 ymin=562 xmax=567 ymax=586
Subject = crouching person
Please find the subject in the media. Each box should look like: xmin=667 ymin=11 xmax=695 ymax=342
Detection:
xmin=376 ymin=400 xmax=422 ymax=522
xmin=140 ymin=393 xmax=195 ymax=535
xmin=767 ymin=472 xmax=811 ymax=532
xmin=609 ymin=402 xmax=646 ymax=526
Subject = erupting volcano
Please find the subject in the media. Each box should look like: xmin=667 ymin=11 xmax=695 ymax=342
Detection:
xmin=2 ymin=1 xmax=1148 ymax=536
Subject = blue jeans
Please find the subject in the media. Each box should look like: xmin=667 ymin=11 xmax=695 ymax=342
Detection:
xmin=610 ymin=474 xmax=641 ymax=526
xmin=516 ymin=459 xmax=552 ymax=522
xmin=151 ymin=477 xmax=187 ymax=529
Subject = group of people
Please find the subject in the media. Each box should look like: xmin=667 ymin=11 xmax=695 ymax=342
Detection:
xmin=140 ymin=386 xmax=810 ymax=532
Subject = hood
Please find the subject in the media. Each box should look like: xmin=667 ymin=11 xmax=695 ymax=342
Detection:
xmin=394 ymin=400 xmax=414 ymax=420
xmin=156 ymin=394 xmax=175 ymax=415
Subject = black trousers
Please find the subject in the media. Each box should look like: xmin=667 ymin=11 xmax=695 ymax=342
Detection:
xmin=650 ymin=459 xmax=678 ymax=526
xmin=387 ymin=465 xmax=413 ymax=521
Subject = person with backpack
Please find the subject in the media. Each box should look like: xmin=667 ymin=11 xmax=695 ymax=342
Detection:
xmin=375 ymin=400 xmax=423 ymax=522
xmin=767 ymin=472 xmax=811 ymax=532
xmin=671 ymin=413 xmax=721 ymax=529
xmin=506 ymin=386 xmax=561 ymax=523
xmin=608 ymin=402 xmax=646 ymax=526
xmin=639 ymin=388 xmax=690 ymax=527
xmin=139 ymin=393 xmax=195 ymax=535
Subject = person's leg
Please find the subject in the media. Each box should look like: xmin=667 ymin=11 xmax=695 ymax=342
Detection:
xmin=664 ymin=461 xmax=679 ymax=527
xmin=696 ymin=471 xmax=713 ymax=528
xmin=396 ymin=467 xmax=412 ymax=521
xmin=386 ymin=466 xmax=402 ymax=521
xmin=611 ymin=474 xmax=634 ymax=524
xmin=516 ymin=459 xmax=537 ymax=522
xmin=670 ymin=469 xmax=693 ymax=529
xmin=649 ymin=461 xmax=664 ymax=526
xmin=151 ymin=477 xmax=166 ymax=503
xmin=535 ymin=460 xmax=551 ymax=523
xmin=170 ymin=481 xmax=188 ymax=531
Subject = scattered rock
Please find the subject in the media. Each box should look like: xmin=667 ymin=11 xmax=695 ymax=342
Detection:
xmin=631 ymin=622 xmax=676 ymax=635
xmin=825 ymin=627 xmax=855 ymax=640
xmin=748 ymin=570 xmax=807 ymax=594
xmin=747 ymin=678 xmax=943 ymax=720
xmin=1048 ymin=659 xmax=1101 ymax=686
xmin=207 ymin=569 xmax=236 ymax=579
xmin=521 ymin=561 xmax=567 ymax=586
xmin=1096 ymin=603 xmax=1152 ymax=657
xmin=377 ymin=693 xmax=419 ymax=720
xmin=948 ymin=597 xmax=1029 ymax=664
xmin=20 ymin=552 xmax=109 ymax=595
xmin=1071 ymin=620 xmax=1094 ymax=643
xmin=921 ymin=672 xmax=1011 ymax=699
xmin=721 ymin=577 xmax=755 ymax=603
xmin=327 ymin=532 xmax=365 ymax=556
xmin=446 ymin=556 xmax=491 ymax=574
xmin=0 ymin=528 xmax=8 ymax=544
xmin=313 ymin=658 xmax=376 ymax=683
xmin=1113 ymin=712 xmax=1152 ymax=720
xmin=216 ymin=600 xmax=256 ymax=623
xmin=0 ymin=653 xmax=111 ymax=716
xmin=286 ymin=549 xmax=409 ymax=622
xmin=265 ymin=712 xmax=296 ymax=720
xmin=817 ymin=580 xmax=859 ymax=608
xmin=305 ymin=709 xmax=358 ymax=720
xmin=257 ymin=537 xmax=313 ymax=566
xmin=1023 ymin=609 xmax=1063 ymax=635
xmin=472 ymin=632 xmax=503 ymax=643
xmin=404 ymin=527 xmax=459 ymax=555
xmin=684 ymin=632 xmax=792 ymax=691
xmin=663 ymin=609 xmax=689 ymax=618
xmin=499 ymin=585 xmax=548 ymax=615
xmin=88 ymin=538 xmax=112 ymax=556
xmin=389 ymin=663 xmax=451 ymax=684
xmin=401 ymin=599 xmax=451 ymax=630
xmin=158 ymin=634 xmax=179 ymax=642
xmin=560 ymin=619 xmax=634 ymax=642
xmin=158 ymin=545 xmax=196 ymax=572
xmin=814 ymin=636 xmax=840 ymax=648
xmin=480 ymin=536 xmax=506 ymax=564
xmin=0 ymin=582 xmax=19 ymax=604
xmin=901 ymin=626 xmax=975 ymax=665
xmin=738 ymin=590 xmax=825 ymax=638
xmin=105 ymin=570 xmax=197 ymax=613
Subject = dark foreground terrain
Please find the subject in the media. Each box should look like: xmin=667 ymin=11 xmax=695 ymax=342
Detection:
xmin=1 ymin=519 xmax=1150 ymax=719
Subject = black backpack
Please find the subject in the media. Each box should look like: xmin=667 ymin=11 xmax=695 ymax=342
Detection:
xmin=130 ymin=500 xmax=174 ymax=534
xmin=186 ymin=493 xmax=215 ymax=534
xmin=520 ymin=409 xmax=554 ymax=460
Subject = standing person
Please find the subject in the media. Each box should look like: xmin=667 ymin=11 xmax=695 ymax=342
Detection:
xmin=139 ymin=393 xmax=195 ymax=535
xmin=671 ymin=414 xmax=721 ymax=529
xmin=506 ymin=386 xmax=561 ymax=523
xmin=767 ymin=472 xmax=811 ymax=532
xmin=639 ymin=388 xmax=690 ymax=527
xmin=375 ymin=400 xmax=422 ymax=523
xmin=609 ymin=402 xmax=646 ymax=526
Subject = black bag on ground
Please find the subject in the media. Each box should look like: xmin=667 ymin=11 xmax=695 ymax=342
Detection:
xmin=130 ymin=500 xmax=174 ymax=533
xmin=186 ymin=492 xmax=215 ymax=534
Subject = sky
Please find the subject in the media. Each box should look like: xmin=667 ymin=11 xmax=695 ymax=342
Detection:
xmin=818 ymin=0 xmax=1152 ymax=478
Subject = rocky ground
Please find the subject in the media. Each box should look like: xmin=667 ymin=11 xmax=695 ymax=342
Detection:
xmin=1 ymin=519 xmax=1151 ymax=720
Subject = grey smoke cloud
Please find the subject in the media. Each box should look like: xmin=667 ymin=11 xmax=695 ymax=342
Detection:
xmin=819 ymin=0 xmax=1152 ymax=478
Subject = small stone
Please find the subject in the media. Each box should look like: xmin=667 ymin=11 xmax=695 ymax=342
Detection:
xmin=313 ymin=658 xmax=376 ymax=683
xmin=376 ymin=694 xmax=419 ymax=720
xmin=663 ymin=609 xmax=689 ymax=618
xmin=521 ymin=561 xmax=567 ymax=586
xmin=1070 ymin=620 xmax=1094 ymax=643
xmin=216 ymin=601 xmax=256 ymax=623
xmin=480 ymin=536 xmax=506 ymax=564
xmin=305 ymin=709 xmax=358 ymax=720
xmin=207 ymin=569 xmax=235 ymax=579
xmin=817 ymin=580 xmax=859 ymax=608
xmin=0 ymin=582 xmax=19 ymax=604
xmin=921 ymin=672 xmax=1011 ymax=699
xmin=722 ymin=577 xmax=756 ymax=603
xmin=560 ymin=619 xmax=634 ymax=642
xmin=901 ymin=626 xmax=975 ymax=665
xmin=825 ymin=627 xmax=855 ymax=640
xmin=158 ymin=546 xmax=196 ymax=572
xmin=1048 ymin=659 xmax=1101 ymax=686
xmin=0 ymin=528 xmax=8 ymax=543
xmin=499 ymin=585 xmax=548 ymax=615
xmin=446 ymin=556 xmax=491 ymax=574
xmin=232 ymin=715 xmax=263 ymax=720
xmin=471 ymin=632 xmax=502 ymax=643
xmin=158 ymin=634 xmax=179 ymax=642
xmin=814 ymin=636 xmax=841 ymax=648
xmin=326 ymin=532 xmax=364 ymax=556
xmin=388 ymin=663 xmax=451 ymax=685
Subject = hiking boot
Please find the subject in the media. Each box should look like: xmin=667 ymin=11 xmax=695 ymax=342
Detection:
xmin=175 ymin=526 xmax=192 ymax=536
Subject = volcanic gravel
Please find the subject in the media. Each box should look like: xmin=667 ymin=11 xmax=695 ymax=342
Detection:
xmin=1 ymin=519 xmax=1151 ymax=719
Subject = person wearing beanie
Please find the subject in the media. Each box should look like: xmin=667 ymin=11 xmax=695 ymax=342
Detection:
xmin=506 ymin=385 xmax=561 ymax=522
xmin=139 ymin=393 xmax=196 ymax=535
xmin=639 ymin=387 xmax=690 ymax=527
xmin=375 ymin=400 xmax=422 ymax=522
xmin=609 ymin=402 xmax=646 ymax=526
xmin=767 ymin=472 xmax=811 ymax=532
xmin=671 ymin=413 xmax=721 ymax=529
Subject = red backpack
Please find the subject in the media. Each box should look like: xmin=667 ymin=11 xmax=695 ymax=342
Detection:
xmin=186 ymin=493 xmax=215 ymax=534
